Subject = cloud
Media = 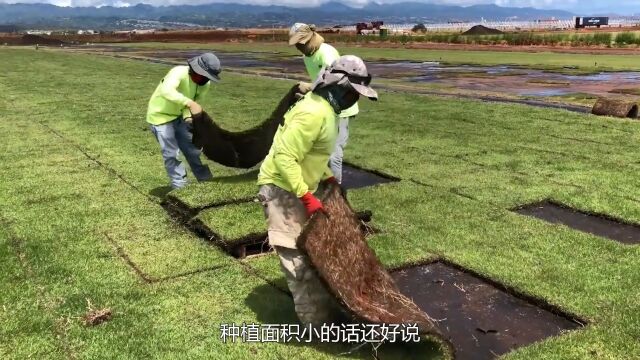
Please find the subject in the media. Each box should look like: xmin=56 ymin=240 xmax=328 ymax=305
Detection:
xmin=1 ymin=0 xmax=638 ymax=14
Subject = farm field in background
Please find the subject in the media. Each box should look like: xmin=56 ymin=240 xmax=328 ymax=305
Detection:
xmin=65 ymin=41 xmax=640 ymax=109
xmin=1 ymin=44 xmax=640 ymax=359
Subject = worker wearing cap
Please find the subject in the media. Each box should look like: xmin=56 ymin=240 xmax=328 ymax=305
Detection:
xmin=257 ymin=55 xmax=378 ymax=325
xmin=147 ymin=53 xmax=221 ymax=189
xmin=289 ymin=23 xmax=358 ymax=184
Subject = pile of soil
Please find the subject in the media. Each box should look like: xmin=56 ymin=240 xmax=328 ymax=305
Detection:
xmin=297 ymin=185 xmax=451 ymax=352
xmin=462 ymin=25 xmax=504 ymax=36
xmin=191 ymin=84 xmax=301 ymax=168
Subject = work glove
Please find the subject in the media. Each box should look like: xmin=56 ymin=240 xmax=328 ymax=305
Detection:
xmin=299 ymin=192 xmax=324 ymax=218
xmin=295 ymin=82 xmax=313 ymax=100
xmin=186 ymin=100 xmax=203 ymax=115
xmin=297 ymin=81 xmax=312 ymax=94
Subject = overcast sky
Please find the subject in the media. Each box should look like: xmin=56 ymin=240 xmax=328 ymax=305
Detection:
xmin=1 ymin=0 xmax=638 ymax=14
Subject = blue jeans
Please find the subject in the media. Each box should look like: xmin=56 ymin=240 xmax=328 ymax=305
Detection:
xmin=150 ymin=117 xmax=212 ymax=189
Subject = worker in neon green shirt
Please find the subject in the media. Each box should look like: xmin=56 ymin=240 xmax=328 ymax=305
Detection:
xmin=289 ymin=23 xmax=358 ymax=184
xmin=257 ymin=55 xmax=378 ymax=325
xmin=147 ymin=53 xmax=221 ymax=189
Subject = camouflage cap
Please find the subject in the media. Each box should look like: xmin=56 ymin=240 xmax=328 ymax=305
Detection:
xmin=312 ymin=55 xmax=378 ymax=100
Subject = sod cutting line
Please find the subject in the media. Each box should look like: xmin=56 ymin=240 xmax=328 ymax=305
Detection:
xmin=163 ymin=195 xmax=256 ymax=219
xmin=409 ymin=179 xmax=482 ymax=203
xmin=34 ymin=121 xmax=272 ymax=284
xmin=0 ymin=215 xmax=77 ymax=359
xmin=161 ymin=199 xmax=292 ymax=294
xmin=103 ymin=233 xmax=230 ymax=284
xmin=37 ymin=121 xmax=157 ymax=204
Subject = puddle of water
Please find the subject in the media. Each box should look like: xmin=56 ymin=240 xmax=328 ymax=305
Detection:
xmin=519 ymin=89 xmax=573 ymax=97
xmin=98 ymin=48 xmax=640 ymax=101
xmin=561 ymin=72 xmax=640 ymax=82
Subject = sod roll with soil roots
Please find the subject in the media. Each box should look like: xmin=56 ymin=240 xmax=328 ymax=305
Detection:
xmin=297 ymin=184 xmax=452 ymax=352
xmin=592 ymin=97 xmax=639 ymax=118
xmin=191 ymin=84 xmax=302 ymax=168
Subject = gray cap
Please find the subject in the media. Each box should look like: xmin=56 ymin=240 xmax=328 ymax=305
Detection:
xmin=188 ymin=52 xmax=221 ymax=82
xmin=312 ymin=55 xmax=378 ymax=100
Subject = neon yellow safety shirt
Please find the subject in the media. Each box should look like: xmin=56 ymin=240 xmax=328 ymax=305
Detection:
xmin=257 ymin=92 xmax=338 ymax=197
xmin=303 ymin=43 xmax=359 ymax=118
xmin=146 ymin=65 xmax=210 ymax=125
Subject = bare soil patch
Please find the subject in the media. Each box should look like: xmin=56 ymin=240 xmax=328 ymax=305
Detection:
xmin=341 ymin=163 xmax=400 ymax=190
xmin=391 ymin=261 xmax=583 ymax=360
xmin=515 ymin=200 xmax=640 ymax=244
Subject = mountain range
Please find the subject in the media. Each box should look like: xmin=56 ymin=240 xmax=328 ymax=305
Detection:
xmin=0 ymin=2 xmax=576 ymax=30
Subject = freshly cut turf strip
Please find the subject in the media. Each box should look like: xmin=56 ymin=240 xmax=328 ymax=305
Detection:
xmin=192 ymin=84 xmax=301 ymax=168
xmin=515 ymin=200 xmax=640 ymax=244
xmin=297 ymin=185 xmax=450 ymax=350
xmin=341 ymin=164 xmax=399 ymax=190
xmin=392 ymin=261 xmax=582 ymax=360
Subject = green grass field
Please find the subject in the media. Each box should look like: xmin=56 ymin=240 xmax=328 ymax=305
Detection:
xmin=116 ymin=41 xmax=640 ymax=73
xmin=1 ymin=47 xmax=640 ymax=359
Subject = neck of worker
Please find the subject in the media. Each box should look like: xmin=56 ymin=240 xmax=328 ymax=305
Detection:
xmin=304 ymin=33 xmax=324 ymax=56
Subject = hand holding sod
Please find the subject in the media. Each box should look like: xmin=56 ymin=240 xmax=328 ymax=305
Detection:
xmin=299 ymin=192 xmax=325 ymax=218
xmin=186 ymin=100 xmax=203 ymax=115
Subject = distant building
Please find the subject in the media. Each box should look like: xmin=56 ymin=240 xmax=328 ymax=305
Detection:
xmin=132 ymin=29 xmax=156 ymax=34
xmin=575 ymin=17 xmax=609 ymax=28
xmin=77 ymin=30 xmax=97 ymax=35
xmin=356 ymin=21 xmax=384 ymax=35
xmin=26 ymin=30 xmax=52 ymax=35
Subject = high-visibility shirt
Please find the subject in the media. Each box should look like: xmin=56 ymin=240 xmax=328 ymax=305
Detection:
xmin=146 ymin=65 xmax=210 ymax=125
xmin=257 ymin=92 xmax=338 ymax=197
xmin=303 ymin=43 xmax=359 ymax=118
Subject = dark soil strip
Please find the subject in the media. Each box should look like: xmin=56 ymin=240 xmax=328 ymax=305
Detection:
xmin=391 ymin=260 xmax=584 ymax=360
xmin=341 ymin=163 xmax=400 ymax=190
xmin=514 ymin=200 xmax=640 ymax=245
